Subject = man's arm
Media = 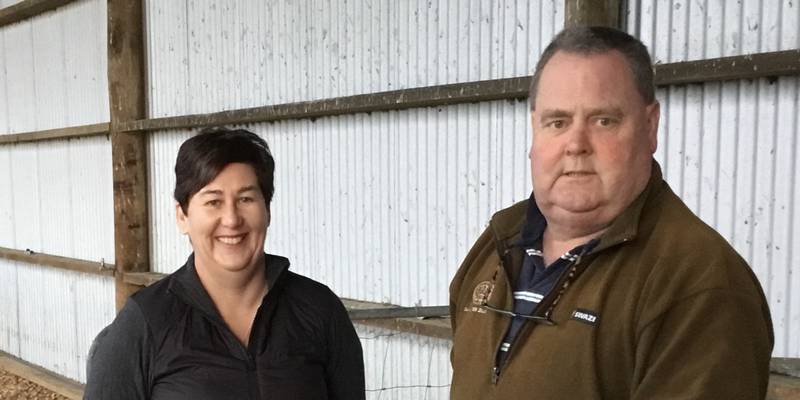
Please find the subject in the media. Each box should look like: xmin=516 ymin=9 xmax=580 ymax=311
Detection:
xmin=84 ymin=300 xmax=152 ymax=400
xmin=632 ymin=288 xmax=773 ymax=400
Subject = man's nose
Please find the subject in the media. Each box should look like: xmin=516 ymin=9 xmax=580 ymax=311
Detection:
xmin=564 ymin=122 xmax=591 ymax=156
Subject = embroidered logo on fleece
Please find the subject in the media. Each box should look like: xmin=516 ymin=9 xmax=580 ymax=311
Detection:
xmin=471 ymin=281 xmax=494 ymax=306
xmin=464 ymin=280 xmax=494 ymax=313
xmin=571 ymin=308 xmax=599 ymax=326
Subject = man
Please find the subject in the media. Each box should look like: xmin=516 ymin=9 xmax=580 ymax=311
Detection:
xmin=449 ymin=26 xmax=773 ymax=399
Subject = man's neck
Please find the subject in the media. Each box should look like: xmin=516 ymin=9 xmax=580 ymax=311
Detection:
xmin=541 ymin=225 xmax=607 ymax=266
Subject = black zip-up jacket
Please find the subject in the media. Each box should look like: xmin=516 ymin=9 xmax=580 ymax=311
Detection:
xmin=84 ymin=254 xmax=365 ymax=400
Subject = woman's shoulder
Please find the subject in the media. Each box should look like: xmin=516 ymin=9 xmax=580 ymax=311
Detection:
xmin=126 ymin=269 xmax=189 ymax=335
xmin=282 ymin=271 xmax=341 ymax=304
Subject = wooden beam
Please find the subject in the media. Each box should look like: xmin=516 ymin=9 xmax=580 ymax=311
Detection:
xmin=0 ymin=123 xmax=109 ymax=145
xmin=564 ymin=0 xmax=623 ymax=29
xmin=344 ymin=299 xmax=451 ymax=340
xmin=654 ymin=49 xmax=800 ymax=86
xmin=0 ymin=246 xmax=114 ymax=276
xmin=108 ymin=0 xmax=149 ymax=311
xmin=122 ymin=271 xmax=167 ymax=287
xmin=116 ymin=77 xmax=530 ymax=133
xmin=0 ymin=0 xmax=75 ymax=28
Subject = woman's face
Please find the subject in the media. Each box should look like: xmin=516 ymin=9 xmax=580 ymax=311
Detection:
xmin=176 ymin=163 xmax=269 ymax=275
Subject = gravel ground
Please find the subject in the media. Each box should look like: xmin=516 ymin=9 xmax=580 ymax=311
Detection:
xmin=0 ymin=368 xmax=69 ymax=400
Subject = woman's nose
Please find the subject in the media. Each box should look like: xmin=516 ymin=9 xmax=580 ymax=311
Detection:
xmin=220 ymin=203 xmax=243 ymax=227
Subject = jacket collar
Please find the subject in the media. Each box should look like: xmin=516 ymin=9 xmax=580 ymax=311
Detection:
xmin=168 ymin=253 xmax=290 ymax=323
xmin=591 ymin=160 xmax=665 ymax=253
xmin=489 ymin=160 xmax=665 ymax=253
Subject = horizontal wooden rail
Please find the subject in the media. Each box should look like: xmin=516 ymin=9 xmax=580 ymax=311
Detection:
xmin=2 ymin=50 xmax=798 ymax=145
xmin=114 ymin=77 xmax=530 ymax=133
xmin=0 ymin=246 xmax=114 ymax=276
xmin=0 ymin=0 xmax=75 ymax=28
xmin=347 ymin=305 xmax=450 ymax=320
xmin=0 ymin=123 xmax=109 ymax=145
xmin=654 ymin=49 xmax=800 ymax=86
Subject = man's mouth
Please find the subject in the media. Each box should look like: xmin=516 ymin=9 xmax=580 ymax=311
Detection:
xmin=563 ymin=171 xmax=593 ymax=177
xmin=216 ymin=234 xmax=246 ymax=245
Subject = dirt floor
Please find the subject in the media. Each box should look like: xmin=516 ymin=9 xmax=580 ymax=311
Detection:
xmin=0 ymin=368 xmax=68 ymax=400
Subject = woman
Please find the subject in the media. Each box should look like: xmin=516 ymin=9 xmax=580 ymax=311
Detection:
xmin=85 ymin=127 xmax=365 ymax=399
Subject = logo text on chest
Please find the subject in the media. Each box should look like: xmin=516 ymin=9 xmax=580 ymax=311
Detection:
xmin=571 ymin=308 xmax=599 ymax=325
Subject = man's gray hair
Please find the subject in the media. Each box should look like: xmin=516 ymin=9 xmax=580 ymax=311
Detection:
xmin=529 ymin=26 xmax=656 ymax=109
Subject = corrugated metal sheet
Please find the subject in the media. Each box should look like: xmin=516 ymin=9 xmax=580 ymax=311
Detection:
xmin=0 ymin=0 xmax=108 ymax=134
xmin=628 ymin=0 xmax=800 ymax=62
xmin=144 ymin=0 xmax=564 ymax=117
xmin=356 ymin=324 xmax=451 ymax=400
xmin=0 ymin=258 xmax=115 ymax=383
xmin=0 ymin=137 xmax=115 ymax=263
xmin=628 ymin=0 xmax=800 ymax=358
xmin=147 ymin=129 xmax=194 ymax=272
xmin=0 ymin=0 xmax=24 ymax=9
xmin=148 ymin=99 xmax=532 ymax=309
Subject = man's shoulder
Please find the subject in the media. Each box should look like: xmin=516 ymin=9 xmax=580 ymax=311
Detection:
xmin=489 ymin=199 xmax=528 ymax=235
xmin=636 ymin=184 xmax=757 ymax=291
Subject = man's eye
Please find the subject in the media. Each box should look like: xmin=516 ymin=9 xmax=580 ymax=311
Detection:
xmin=205 ymin=199 xmax=221 ymax=207
xmin=239 ymin=197 xmax=254 ymax=203
xmin=597 ymin=117 xmax=615 ymax=127
xmin=547 ymin=120 xmax=565 ymax=129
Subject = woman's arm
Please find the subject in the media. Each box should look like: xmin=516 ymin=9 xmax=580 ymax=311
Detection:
xmin=84 ymin=300 xmax=152 ymax=400
xmin=324 ymin=296 xmax=366 ymax=400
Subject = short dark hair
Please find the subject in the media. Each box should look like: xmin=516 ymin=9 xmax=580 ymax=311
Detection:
xmin=174 ymin=127 xmax=275 ymax=213
xmin=529 ymin=26 xmax=655 ymax=109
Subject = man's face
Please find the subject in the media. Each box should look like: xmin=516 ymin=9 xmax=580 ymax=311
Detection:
xmin=530 ymin=50 xmax=660 ymax=233
xmin=176 ymin=162 xmax=269 ymax=275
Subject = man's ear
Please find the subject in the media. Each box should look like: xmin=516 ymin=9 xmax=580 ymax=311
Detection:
xmin=176 ymin=202 xmax=189 ymax=234
xmin=645 ymin=101 xmax=660 ymax=154
xmin=266 ymin=207 xmax=271 ymax=228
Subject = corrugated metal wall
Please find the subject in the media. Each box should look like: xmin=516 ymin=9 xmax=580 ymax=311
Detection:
xmin=356 ymin=324 xmax=451 ymax=400
xmin=628 ymin=0 xmax=800 ymax=358
xmin=0 ymin=0 xmax=115 ymax=382
xmin=145 ymin=0 xmax=564 ymax=115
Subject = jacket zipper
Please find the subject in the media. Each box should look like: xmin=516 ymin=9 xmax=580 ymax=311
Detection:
xmin=491 ymin=246 xmax=593 ymax=385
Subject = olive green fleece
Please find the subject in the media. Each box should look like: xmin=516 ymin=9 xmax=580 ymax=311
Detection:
xmin=449 ymin=164 xmax=774 ymax=400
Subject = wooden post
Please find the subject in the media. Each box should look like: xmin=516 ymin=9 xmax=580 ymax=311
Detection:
xmin=108 ymin=0 xmax=148 ymax=310
xmin=564 ymin=0 xmax=623 ymax=29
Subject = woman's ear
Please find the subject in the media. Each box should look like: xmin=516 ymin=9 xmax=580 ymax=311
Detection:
xmin=175 ymin=202 xmax=189 ymax=234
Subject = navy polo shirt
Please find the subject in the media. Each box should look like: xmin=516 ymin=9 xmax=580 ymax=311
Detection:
xmin=495 ymin=195 xmax=596 ymax=369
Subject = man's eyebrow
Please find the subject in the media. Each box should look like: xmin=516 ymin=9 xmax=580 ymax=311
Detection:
xmin=586 ymin=107 xmax=624 ymax=118
xmin=538 ymin=109 xmax=571 ymax=119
